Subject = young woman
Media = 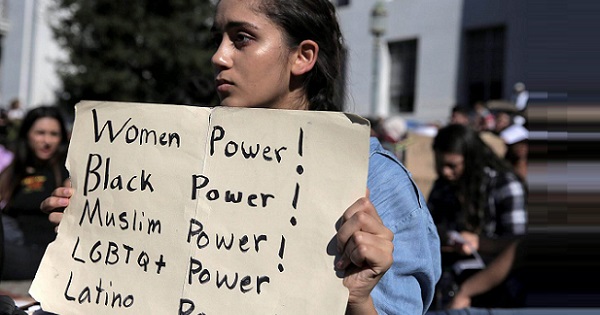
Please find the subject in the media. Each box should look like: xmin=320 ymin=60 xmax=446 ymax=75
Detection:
xmin=1 ymin=106 xmax=69 ymax=280
xmin=429 ymin=124 xmax=526 ymax=257
xmin=428 ymin=124 xmax=526 ymax=308
xmin=41 ymin=1 xmax=441 ymax=313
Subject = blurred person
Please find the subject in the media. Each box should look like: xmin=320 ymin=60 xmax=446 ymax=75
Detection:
xmin=512 ymin=82 xmax=529 ymax=112
xmin=495 ymin=111 xmax=529 ymax=182
xmin=0 ymin=296 xmax=28 ymax=315
xmin=6 ymin=99 xmax=25 ymax=124
xmin=378 ymin=116 xmax=409 ymax=163
xmin=449 ymin=105 xmax=471 ymax=126
xmin=499 ymin=126 xmax=528 ymax=182
xmin=448 ymin=241 xmax=522 ymax=309
xmin=0 ymin=106 xmax=69 ymax=280
xmin=5 ymin=99 xmax=25 ymax=144
xmin=473 ymin=101 xmax=495 ymax=132
xmin=428 ymin=124 xmax=526 ymax=309
xmin=512 ymin=82 xmax=528 ymax=126
xmin=447 ymin=231 xmax=600 ymax=311
xmin=39 ymin=0 xmax=441 ymax=314
xmin=0 ymin=109 xmax=9 ymax=146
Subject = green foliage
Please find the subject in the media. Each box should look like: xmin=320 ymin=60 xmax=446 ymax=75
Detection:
xmin=51 ymin=0 xmax=217 ymax=112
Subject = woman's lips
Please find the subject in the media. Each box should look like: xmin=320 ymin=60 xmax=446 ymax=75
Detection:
xmin=216 ymin=79 xmax=233 ymax=93
xmin=37 ymin=147 xmax=54 ymax=159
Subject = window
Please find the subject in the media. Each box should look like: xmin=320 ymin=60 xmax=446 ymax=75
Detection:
xmin=389 ymin=39 xmax=418 ymax=113
xmin=465 ymin=26 xmax=505 ymax=105
xmin=336 ymin=0 xmax=350 ymax=7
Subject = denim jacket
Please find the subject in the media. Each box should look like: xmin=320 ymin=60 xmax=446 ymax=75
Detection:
xmin=368 ymin=137 xmax=441 ymax=314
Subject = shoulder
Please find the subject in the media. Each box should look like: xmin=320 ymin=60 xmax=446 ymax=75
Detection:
xmin=490 ymin=167 xmax=522 ymax=186
xmin=367 ymin=137 xmax=424 ymax=220
xmin=486 ymin=167 xmax=525 ymax=198
xmin=368 ymin=138 xmax=441 ymax=314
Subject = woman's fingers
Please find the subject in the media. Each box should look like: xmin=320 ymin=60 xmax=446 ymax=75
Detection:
xmin=337 ymin=198 xmax=392 ymax=249
xmin=49 ymin=212 xmax=64 ymax=232
xmin=336 ymin=230 xmax=393 ymax=271
xmin=336 ymin=196 xmax=393 ymax=270
xmin=40 ymin=187 xmax=73 ymax=213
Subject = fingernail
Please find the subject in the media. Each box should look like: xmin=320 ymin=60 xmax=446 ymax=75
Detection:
xmin=59 ymin=198 xmax=68 ymax=206
xmin=335 ymin=259 xmax=344 ymax=270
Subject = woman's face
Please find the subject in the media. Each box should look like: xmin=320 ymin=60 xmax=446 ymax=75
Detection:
xmin=28 ymin=117 xmax=62 ymax=161
xmin=437 ymin=152 xmax=465 ymax=182
xmin=212 ymin=0 xmax=305 ymax=110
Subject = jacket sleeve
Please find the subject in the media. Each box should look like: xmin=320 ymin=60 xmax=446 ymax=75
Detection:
xmin=367 ymin=139 xmax=442 ymax=315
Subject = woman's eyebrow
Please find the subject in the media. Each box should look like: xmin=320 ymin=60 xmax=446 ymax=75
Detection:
xmin=211 ymin=20 xmax=259 ymax=33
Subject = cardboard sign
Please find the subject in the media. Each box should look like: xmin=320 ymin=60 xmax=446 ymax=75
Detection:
xmin=30 ymin=101 xmax=370 ymax=314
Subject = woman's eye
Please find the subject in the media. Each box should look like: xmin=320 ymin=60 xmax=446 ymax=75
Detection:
xmin=233 ymin=33 xmax=252 ymax=47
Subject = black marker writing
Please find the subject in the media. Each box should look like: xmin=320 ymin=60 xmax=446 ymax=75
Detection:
xmin=187 ymin=219 xmax=267 ymax=253
xmin=83 ymin=154 xmax=154 ymax=196
xmin=78 ymin=198 xmax=162 ymax=235
xmin=71 ymin=237 xmax=167 ymax=274
xmin=278 ymin=236 xmax=286 ymax=272
xmin=187 ymin=257 xmax=270 ymax=295
xmin=291 ymin=128 xmax=305 ymax=226
xmin=209 ymin=125 xmax=287 ymax=162
xmin=63 ymin=272 xmax=135 ymax=308
xmin=178 ymin=299 xmax=206 ymax=315
xmin=191 ymin=174 xmax=275 ymax=208
xmin=92 ymin=108 xmax=180 ymax=148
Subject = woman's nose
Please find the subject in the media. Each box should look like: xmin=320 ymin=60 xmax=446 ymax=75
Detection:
xmin=41 ymin=133 xmax=58 ymax=144
xmin=442 ymin=166 xmax=453 ymax=179
xmin=211 ymin=39 xmax=232 ymax=70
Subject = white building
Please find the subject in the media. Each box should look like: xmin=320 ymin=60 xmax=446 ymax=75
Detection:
xmin=336 ymin=0 xmax=462 ymax=124
xmin=0 ymin=0 xmax=597 ymax=121
xmin=334 ymin=0 xmax=599 ymax=124
xmin=0 ymin=0 xmax=63 ymax=109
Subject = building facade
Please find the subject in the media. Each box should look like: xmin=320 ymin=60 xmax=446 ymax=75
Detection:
xmin=0 ymin=0 xmax=598 ymax=117
xmin=0 ymin=0 xmax=63 ymax=109
xmin=0 ymin=0 xmax=10 ymax=101
xmin=334 ymin=0 xmax=600 ymax=123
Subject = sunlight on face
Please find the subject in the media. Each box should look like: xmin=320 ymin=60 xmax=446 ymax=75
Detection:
xmin=211 ymin=0 xmax=303 ymax=110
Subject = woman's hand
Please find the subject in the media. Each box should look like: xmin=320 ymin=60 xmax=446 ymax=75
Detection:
xmin=458 ymin=231 xmax=479 ymax=255
xmin=447 ymin=230 xmax=480 ymax=256
xmin=449 ymin=291 xmax=471 ymax=309
xmin=40 ymin=186 xmax=73 ymax=229
xmin=336 ymin=190 xmax=393 ymax=314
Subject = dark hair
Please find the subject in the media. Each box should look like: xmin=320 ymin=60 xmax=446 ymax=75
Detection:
xmin=17 ymin=106 xmax=69 ymax=147
xmin=0 ymin=106 xmax=69 ymax=208
xmin=258 ymin=0 xmax=345 ymax=111
xmin=432 ymin=124 xmax=513 ymax=231
xmin=451 ymin=104 xmax=469 ymax=115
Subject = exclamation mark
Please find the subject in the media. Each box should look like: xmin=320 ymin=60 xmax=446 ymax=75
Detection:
xmin=291 ymin=128 xmax=304 ymax=227
xmin=297 ymin=128 xmax=304 ymax=175
xmin=278 ymin=236 xmax=286 ymax=272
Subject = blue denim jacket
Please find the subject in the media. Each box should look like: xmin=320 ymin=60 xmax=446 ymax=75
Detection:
xmin=368 ymin=137 xmax=441 ymax=314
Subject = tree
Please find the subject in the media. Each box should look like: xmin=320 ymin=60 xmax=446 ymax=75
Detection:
xmin=50 ymin=0 xmax=217 ymax=112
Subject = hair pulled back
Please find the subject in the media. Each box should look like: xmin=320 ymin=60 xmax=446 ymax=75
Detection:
xmin=258 ymin=0 xmax=344 ymax=111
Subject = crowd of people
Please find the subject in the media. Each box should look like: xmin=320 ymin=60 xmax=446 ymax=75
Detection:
xmin=0 ymin=1 xmax=535 ymax=314
xmin=427 ymin=89 xmax=530 ymax=311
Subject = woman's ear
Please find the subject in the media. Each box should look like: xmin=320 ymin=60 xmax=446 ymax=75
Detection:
xmin=291 ymin=40 xmax=319 ymax=76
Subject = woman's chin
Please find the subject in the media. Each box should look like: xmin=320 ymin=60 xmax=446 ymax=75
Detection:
xmin=36 ymin=153 xmax=53 ymax=161
xmin=220 ymin=99 xmax=253 ymax=108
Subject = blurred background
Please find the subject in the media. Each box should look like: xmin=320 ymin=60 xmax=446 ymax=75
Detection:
xmin=0 ymin=0 xmax=598 ymax=311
